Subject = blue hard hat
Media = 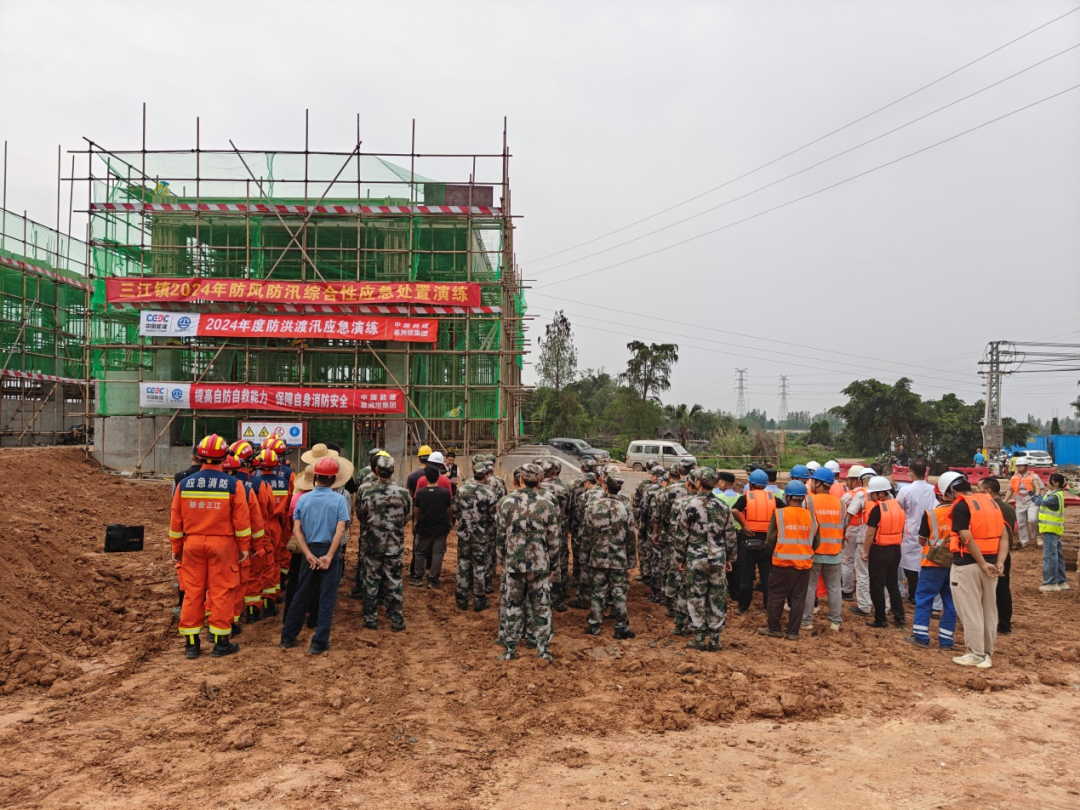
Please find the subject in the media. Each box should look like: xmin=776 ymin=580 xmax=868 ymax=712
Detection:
xmin=810 ymin=467 xmax=835 ymax=485
xmin=749 ymin=469 xmax=768 ymax=487
xmin=790 ymin=464 xmax=811 ymax=480
xmin=785 ymin=480 xmax=808 ymax=497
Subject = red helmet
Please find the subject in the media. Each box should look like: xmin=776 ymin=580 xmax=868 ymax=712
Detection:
xmin=252 ymin=449 xmax=279 ymax=469
xmin=222 ymin=454 xmax=242 ymax=471
xmin=230 ymin=440 xmax=255 ymax=463
xmin=196 ymin=434 xmax=229 ymax=460
xmin=268 ymin=437 xmax=291 ymax=456
xmin=313 ymin=457 xmax=340 ymax=477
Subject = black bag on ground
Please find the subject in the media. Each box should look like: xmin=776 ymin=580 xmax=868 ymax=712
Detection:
xmin=105 ymin=524 xmax=144 ymax=553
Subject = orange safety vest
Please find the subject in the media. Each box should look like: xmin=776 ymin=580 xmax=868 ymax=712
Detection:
xmin=948 ymin=493 xmax=1005 ymax=557
xmin=806 ymin=493 xmax=843 ymax=557
xmin=743 ymin=489 xmax=778 ymax=534
xmin=869 ymin=499 xmax=904 ymax=546
xmin=845 ymin=487 xmax=866 ymax=527
xmin=829 ymin=481 xmax=847 ymax=499
xmin=921 ymin=505 xmax=952 ymax=568
xmin=1010 ymin=473 xmax=1035 ymax=495
xmin=773 ymin=505 xmax=814 ymax=570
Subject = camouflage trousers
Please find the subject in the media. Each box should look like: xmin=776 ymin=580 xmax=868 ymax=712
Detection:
xmin=685 ymin=555 xmax=728 ymax=635
xmin=559 ymin=530 xmax=571 ymax=596
xmin=570 ymin=532 xmax=583 ymax=591
xmin=588 ymin=567 xmax=629 ymax=631
xmin=636 ymin=529 xmax=652 ymax=579
xmin=455 ymin=529 xmax=491 ymax=604
xmin=547 ymin=529 xmax=566 ymax=602
xmin=502 ymin=572 xmax=552 ymax=654
xmin=362 ymin=553 xmax=404 ymax=625
xmin=650 ymin=540 xmax=666 ymax=594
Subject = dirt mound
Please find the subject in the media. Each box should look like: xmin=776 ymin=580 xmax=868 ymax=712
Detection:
xmin=0 ymin=448 xmax=173 ymax=696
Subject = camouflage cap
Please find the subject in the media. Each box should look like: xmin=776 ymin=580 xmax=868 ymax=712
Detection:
xmin=697 ymin=466 xmax=719 ymax=487
xmin=668 ymin=462 xmax=682 ymax=475
xmin=512 ymin=465 xmax=525 ymax=482
xmin=472 ymin=453 xmax=487 ymax=464
xmin=484 ymin=454 xmax=497 ymax=463
xmin=520 ymin=463 xmax=544 ymax=485
xmin=685 ymin=469 xmax=699 ymax=487
xmin=679 ymin=459 xmax=696 ymax=474
xmin=539 ymin=458 xmax=559 ymax=475
xmin=605 ymin=464 xmax=621 ymax=476
xmin=473 ymin=461 xmax=491 ymax=478
xmin=606 ymin=472 xmax=625 ymax=492
xmin=580 ymin=457 xmax=598 ymax=472
xmin=649 ymin=463 xmax=665 ymax=475
xmin=375 ymin=454 xmax=396 ymax=475
xmin=581 ymin=472 xmax=597 ymax=484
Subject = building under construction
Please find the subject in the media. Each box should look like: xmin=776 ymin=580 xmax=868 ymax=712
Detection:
xmin=1 ymin=121 xmax=527 ymax=473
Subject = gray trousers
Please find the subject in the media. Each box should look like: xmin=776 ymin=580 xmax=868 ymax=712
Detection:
xmin=411 ymin=532 xmax=447 ymax=583
xmin=803 ymin=561 xmax=842 ymax=623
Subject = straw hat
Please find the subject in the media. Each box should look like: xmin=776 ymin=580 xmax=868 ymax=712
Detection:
xmin=295 ymin=444 xmax=355 ymax=491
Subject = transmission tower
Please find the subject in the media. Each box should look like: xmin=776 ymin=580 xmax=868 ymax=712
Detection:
xmin=778 ymin=376 xmax=789 ymax=424
xmin=735 ymin=368 xmax=747 ymax=419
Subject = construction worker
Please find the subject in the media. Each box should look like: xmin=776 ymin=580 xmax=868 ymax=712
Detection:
xmin=758 ymin=481 xmax=817 ymax=639
xmin=221 ymin=452 xmax=266 ymax=636
xmin=1006 ymin=459 xmax=1042 ymax=547
xmin=712 ymin=471 xmax=740 ymax=508
xmin=896 ymin=461 xmax=938 ymax=604
xmin=802 ymin=467 xmax=844 ymax=632
xmin=906 ymin=471 xmax=963 ymax=650
xmin=841 ymin=466 xmax=875 ymax=616
xmin=732 ymin=468 xmax=784 ymax=615
xmin=407 ymin=444 xmax=434 ymax=498
xmin=251 ymin=448 xmax=283 ymax=616
xmin=805 ymin=461 xmax=821 ymax=474
xmin=824 ymin=460 xmax=846 ymax=499
xmin=861 ymin=476 xmax=906 ymax=630
xmin=978 ymin=476 xmax=1016 ymax=634
xmin=948 ymin=478 xmax=1008 ymax=668
xmin=789 ymin=464 xmax=812 ymax=487
xmin=1034 ymin=472 xmax=1069 ymax=591
xmin=169 ymin=434 xmax=252 ymax=659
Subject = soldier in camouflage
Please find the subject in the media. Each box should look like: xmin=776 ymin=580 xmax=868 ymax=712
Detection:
xmin=567 ymin=457 xmax=597 ymax=602
xmin=652 ymin=462 xmax=690 ymax=610
xmin=493 ymin=466 xmax=524 ymax=647
xmin=497 ymin=463 xmax=557 ymax=661
xmin=584 ymin=472 xmax=636 ymax=639
xmin=349 ymin=448 xmax=388 ymax=598
xmin=357 ymin=455 xmax=412 ymax=632
xmin=667 ymin=468 xmax=699 ymax=635
xmin=632 ymin=465 xmax=661 ymax=583
xmin=674 ymin=467 xmax=738 ymax=651
xmin=481 ymin=454 xmax=507 ymax=593
xmin=357 ymin=447 xmax=385 ymax=487
xmin=641 ymin=465 xmax=667 ymax=602
xmin=537 ymin=458 xmax=571 ymax=612
xmin=453 ymin=460 xmax=499 ymax=612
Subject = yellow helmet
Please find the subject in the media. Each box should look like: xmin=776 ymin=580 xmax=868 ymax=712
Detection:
xmin=376 ymin=450 xmax=391 ymax=457
xmin=418 ymin=444 xmax=433 ymax=458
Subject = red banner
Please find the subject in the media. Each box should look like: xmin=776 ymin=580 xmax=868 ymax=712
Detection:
xmin=108 ymin=277 xmax=481 ymax=307
xmin=178 ymin=313 xmax=435 ymax=342
xmin=191 ymin=385 xmax=404 ymax=414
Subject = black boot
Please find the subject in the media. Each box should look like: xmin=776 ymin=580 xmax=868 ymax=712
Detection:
xmin=184 ymin=634 xmax=201 ymax=659
xmin=245 ymin=604 xmax=262 ymax=624
xmin=473 ymin=596 xmax=489 ymax=613
xmin=211 ymin=633 xmax=240 ymax=657
xmin=613 ymin=627 xmax=636 ymax=640
xmin=231 ymin=622 xmax=243 ymax=637
xmin=708 ymin=634 xmax=723 ymax=652
xmin=262 ymin=598 xmax=278 ymax=618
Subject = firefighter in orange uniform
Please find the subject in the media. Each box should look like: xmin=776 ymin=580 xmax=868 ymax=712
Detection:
xmin=251 ymin=448 xmax=283 ymax=616
xmin=222 ymin=452 xmax=266 ymax=635
xmin=170 ymin=435 xmax=252 ymax=659
xmin=758 ymin=481 xmax=818 ymax=639
xmin=267 ymin=438 xmax=297 ymax=600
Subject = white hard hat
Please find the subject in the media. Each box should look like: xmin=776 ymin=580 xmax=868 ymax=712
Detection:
xmin=427 ymin=451 xmax=445 ymax=465
xmin=806 ymin=461 xmax=821 ymax=471
xmin=860 ymin=468 xmax=876 ymax=479
xmin=1014 ymin=457 xmax=1028 ymax=466
xmin=824 ymin=460 xmax=841 ymax=474
xmin=867 ymin=475 xmax=892 ymax=493
xmin=937 ymin=471 xmax=966 ymax=496
xmin=847 ymin=464 xmax=865 ymax=479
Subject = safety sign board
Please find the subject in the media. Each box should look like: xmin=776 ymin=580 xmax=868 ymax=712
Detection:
xmin=239 ymin=421 xmax=307 ymax=447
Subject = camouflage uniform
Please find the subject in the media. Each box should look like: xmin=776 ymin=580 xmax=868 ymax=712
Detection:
xmin=632 ymin=475 xmax=654 ymax=581
xmin=482 ymin=455 xmax=507 ymax=589
xmin=498 ymin=466 xmax=557 ymax=660
xmin=453 ymin=469 xmax=498 ymax=609
xmin=538 ymin=462 xmax=570 ymax=608
xmin=584 ymin=486 xmax=636 ymax=636
xmin=652 ymin=475 xmax=690 ymax=603
xmin=673 ymin=470 xmax=738 ymax=650
xmin=667 ymin=480 xmax=697 ymax=632
xmin=357 ymin=464 xmax=412 ymax=630
xmin=640 ymin=474 xmax=665 ymax=601
xmin=567 ymin=475 xmax=597 ymax=605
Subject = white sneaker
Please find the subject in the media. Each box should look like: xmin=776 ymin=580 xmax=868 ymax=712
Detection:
xmin=829 ymin=621 xmax=841 ymax=632
xmin=976 ymin=654 xmax=992 ymax=669
xmin=1039 ymin=584 xmax=1060 ymax=593
xmin=1059 ymin=582 xmax=1071 ymax=591
xmin=952 ymin=652 xmax=983 ymax=667
xmin=801 ymin=620 xmax=813 ymax=629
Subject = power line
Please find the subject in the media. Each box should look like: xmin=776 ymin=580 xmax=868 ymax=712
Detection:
xmin=533 ymin=81 xmax=1080 ymax=291
xmin=525 ymin=4 xmax=1080 ymax=266
xmin=531 ymin=41 xmax=1080 ymax=279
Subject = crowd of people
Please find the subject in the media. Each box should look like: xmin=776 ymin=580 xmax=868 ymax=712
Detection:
xmin=168 ymin=438 xmax=1072 ymax=668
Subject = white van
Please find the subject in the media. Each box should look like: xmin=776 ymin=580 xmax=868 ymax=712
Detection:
xmin=626 ymin=440 xmax=696 ymax=471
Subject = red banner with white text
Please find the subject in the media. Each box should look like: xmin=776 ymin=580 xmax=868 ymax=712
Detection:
xmin=191 ymin=385 xmax=404 ymax=414
xmin=138 ymin=311 xmax=436 ymax=342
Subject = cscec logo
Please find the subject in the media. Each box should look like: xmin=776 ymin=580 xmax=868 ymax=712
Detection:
xmin=176 ymin=316 xmax=192 ymax=331
xmin=170 ymin=388 xmax=185 ymax=401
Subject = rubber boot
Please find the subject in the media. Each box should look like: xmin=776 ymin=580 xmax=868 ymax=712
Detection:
xmin=184 ymin=634 xmax=201 ymax=660
xmin=231 ymin=622 xmax=243 ymax=638
xmin=670 ymin=620 xmax=687 ymax=637
xmin=614 ymin=627 xmax=636 ymax=640
xmin=262 ymin=598 xmax=278 ymax=618
xmin=211 ymin=632 xmax=240 ymax=658
xmin=245 ymin=604 xmax=262 ymax=624
xmin=473 ymin=596 xmax=489 ymax=613
xmin=708 ymin=634 xmax=722 ymax=652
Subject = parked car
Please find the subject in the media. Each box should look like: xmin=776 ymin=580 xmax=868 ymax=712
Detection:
xmin=1013 ymin=449 xmax=1054 ymax=468
xmin=626 ymin=440 xmax=696 ymax=471
xmin=547 ymin=438 xmax=611 ymax=464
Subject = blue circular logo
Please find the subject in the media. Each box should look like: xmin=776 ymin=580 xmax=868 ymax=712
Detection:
xmin=289 ymin=426 xmax=301 ymax=437
xmin=170 ymin=388 xmax=185 ymax=401
xmin=177 ymin=316 xmax=192 ymax=330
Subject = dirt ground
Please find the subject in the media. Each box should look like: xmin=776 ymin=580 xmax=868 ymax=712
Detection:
xmin=1 ymin=448 xmax=1079 ymax=809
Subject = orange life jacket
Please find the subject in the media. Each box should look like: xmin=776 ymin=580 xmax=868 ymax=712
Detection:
xmin=948 ymin=493 xmax=1005 ymax=557
xmin=1010 ymin=473 xmax=1035 ymax=495
xmin=845 ymin=487 xmax=866 ymax=527
xmin=921 ymin=505 xmax=952 ymax=568
xmin=772 ymin=505 xmax=814 ymax=570
xmin=829 ymin=481 xmax=847 ymax=499
xmin=869 ymin=499 xmax=904 ymax=546
xmin=743 ymin=489 xmax=777 ymax=534
xmin=806 ymin=493 xmax=843 ymax=557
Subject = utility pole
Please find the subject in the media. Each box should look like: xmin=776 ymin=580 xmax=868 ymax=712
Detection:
xmin=778 ymin=376 xmax=789 ymax=425
xmin=979 ymin=341 xmax=1005 ymax=460
xmin=735 ymin=368 xmax=747 ymax=420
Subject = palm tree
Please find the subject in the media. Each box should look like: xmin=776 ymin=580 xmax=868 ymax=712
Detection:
xmin=664 ymin=402 xmax=704 ymax=447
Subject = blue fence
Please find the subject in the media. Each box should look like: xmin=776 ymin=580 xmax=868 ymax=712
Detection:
xmin=1007 ymin=435 xmax=1080 ymax=465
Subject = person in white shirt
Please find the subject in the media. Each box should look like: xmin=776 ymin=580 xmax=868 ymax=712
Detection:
xmin=895 ymin=461 xmax=939 ymax=602
xmin=842 ymin=466 xmax=876 ymax=615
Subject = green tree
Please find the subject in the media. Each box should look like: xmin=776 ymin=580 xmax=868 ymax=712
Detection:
xmin=807 ymin=420 xmax=832 ymax=446
xmin=1051 ymin=416 xmax=1061 ymax=435
xmin=623 ymin=341 xmax=679 ymax=403
xmin=664 ymin=402 xmax=704 ymax=447
xmin=830 ymin=378 xmax=926 ymax=455
xmin=536 ymin=310 xmax=577 ymax=393
xmin=526 ymin=387 xmax=587 ymax=442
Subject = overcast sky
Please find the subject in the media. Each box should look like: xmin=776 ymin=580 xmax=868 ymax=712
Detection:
xmin=2 ymin=1 xmax=1078 ymax=422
